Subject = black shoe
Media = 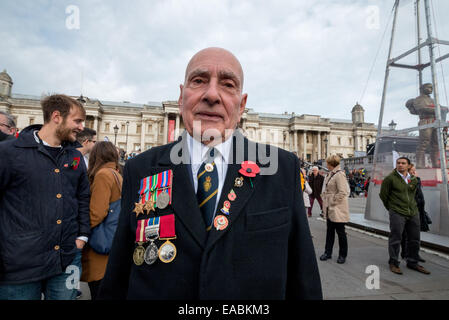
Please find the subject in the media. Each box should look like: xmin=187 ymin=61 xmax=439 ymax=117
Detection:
xmin=337 ymin=256 xmax=346 ymax=264
xmin=320 ymin=253 xmax=331 ymax=261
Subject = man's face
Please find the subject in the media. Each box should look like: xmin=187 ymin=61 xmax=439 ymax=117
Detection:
xmin=83 ymin=135 xmax=97 ymax=153
xmin=178 ymin=48 xmax=248 ymax=143
xmin=0 ymin=114 xmax=15 ymax=135
xmin=409 ymin=167 xmax=417 ymax=176
xmin=55 ymin=107 xmax=85 ymax=143
xmin=312 ymin=168 xmax=318 ymax=176
xmin=396 ymin=159 xmax=409 ymax=173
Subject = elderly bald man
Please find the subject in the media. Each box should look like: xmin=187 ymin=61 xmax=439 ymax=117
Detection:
xmin=98 ymin=47 xmax=322 ymax=300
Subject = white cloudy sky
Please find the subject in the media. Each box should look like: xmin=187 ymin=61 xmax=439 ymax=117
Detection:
xmin=1 ymin=0 xmax=448 ymax=129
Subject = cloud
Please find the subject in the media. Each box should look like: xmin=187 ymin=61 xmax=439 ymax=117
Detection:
xmin=0 ymin=0 xmax=448 ymax=130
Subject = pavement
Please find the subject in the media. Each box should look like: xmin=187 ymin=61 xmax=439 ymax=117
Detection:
xmin=309 ymin=197 xmax=449 ymax=300
xmin=77 ymin=196 xmax=449 ymax=300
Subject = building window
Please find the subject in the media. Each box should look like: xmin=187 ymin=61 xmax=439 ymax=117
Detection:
xmin=105 ymin=123 xmax=110 ymax=132
xmin=349 ymin=138 xmax=352 ymax=145
xmin=147 ymin=124 xmax=152 ymax=133
xmin=338 ymin=137 xmax=341 ymax=145
xmin=136 ymin=124 xmax=141 ymax=134
xmin=29 ymin=117 xmax=35 ymax=125
xmin=306 ymin=133 xmax=309 ymax=143
xmin=121 ymin=124 xmax=126 ymax=133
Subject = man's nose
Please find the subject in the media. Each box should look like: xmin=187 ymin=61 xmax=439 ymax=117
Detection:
xmin=202 ymin=80 xmax=221 ymax=106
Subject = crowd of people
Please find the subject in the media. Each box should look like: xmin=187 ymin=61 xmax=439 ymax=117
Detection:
xmin=0 ymin=47 xmax=432 ymax=301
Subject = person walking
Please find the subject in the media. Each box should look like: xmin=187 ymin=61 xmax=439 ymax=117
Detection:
xmin=319 ymin=155 xmax=350 ymax=264
xmin=81 ymin=141 xmax=123 ymax=300
xmin=380 ymin=157 xmax=430 ymax=275
xmin=308 ymin=166 xmax=324 ymax=217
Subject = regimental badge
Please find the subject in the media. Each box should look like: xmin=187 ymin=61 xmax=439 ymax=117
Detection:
xmin=214 ymin=215 xmax=229 ymax=231
xmin=227 ymin=189 xmax=236 ymax=201
xmin=234 ymin=177 xmax=244 ymax=188
xmin=204 ymin=176 xmax=212 ymax=192
xmin=205 ymin=163 xmax=214 ymax=172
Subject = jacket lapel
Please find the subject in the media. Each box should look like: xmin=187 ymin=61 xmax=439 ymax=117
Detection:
xmin=158 ymin=132 xmax=208 ymax=249
xmin=205 ymin=132 xmax=258 ymax=251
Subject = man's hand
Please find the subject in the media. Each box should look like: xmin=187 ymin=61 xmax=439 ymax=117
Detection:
xmin=76 ymin=239 xmax=86 ymax=249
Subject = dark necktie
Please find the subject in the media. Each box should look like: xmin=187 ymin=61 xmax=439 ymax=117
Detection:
xmin=196 ymin=148 xmax=219 ymax=229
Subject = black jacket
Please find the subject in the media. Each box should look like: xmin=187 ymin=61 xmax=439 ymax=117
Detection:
xmin=98 ymin=131 xmax=322 ymax=300
xmin=308 ymin=173 xmax=324 ymax=198
xmin=0 ymin=125 xmax=90 ymax=284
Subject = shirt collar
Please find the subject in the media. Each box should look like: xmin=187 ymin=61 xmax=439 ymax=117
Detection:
xmin=186 ymin=132 xmax=233 ymax=166
xmin=396 ymin=169 xmax=410 ymax=180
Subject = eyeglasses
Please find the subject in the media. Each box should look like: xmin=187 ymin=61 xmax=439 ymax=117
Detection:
xmin=0 ymin=123 xmax=12 ymax=129
xmin=88 ymin=139 xmax=97 ymax=143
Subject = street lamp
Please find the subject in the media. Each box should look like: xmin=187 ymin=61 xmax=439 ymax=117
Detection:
xmin=113 ymin=124 xmax=119 ymax=146
xmin=323 ymin=136 xmax=328 ymax=158
xmin=388 ymin=120 xmax=397 ymax=131
xmin=125 ymin=121 xmax=130 ymax=153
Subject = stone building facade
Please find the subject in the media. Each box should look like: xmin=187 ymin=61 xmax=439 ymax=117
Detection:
xmin=0 ymin=70 xmax=377 ymax=160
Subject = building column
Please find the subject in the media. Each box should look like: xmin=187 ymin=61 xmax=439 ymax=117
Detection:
xmin=163 ymin=113 xmax=168 ymax=145
xmin=175 ymin=114 xmax=180 ymax=140
xmin=317 ymin=131 xmax=321 ymax=160
xmin=140 ymin=118 xmax=145 ymax=151
xmin=93 ymin=117 xmax=98 ymax=133
xmin=293 ymin=130 xmax=298 ymax=155
xmin=303 ymin=130 xmax=307 ymax=161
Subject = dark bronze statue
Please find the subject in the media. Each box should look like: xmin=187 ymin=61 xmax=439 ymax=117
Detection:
xmin=406 ymin=83 xmax=448 ymax=168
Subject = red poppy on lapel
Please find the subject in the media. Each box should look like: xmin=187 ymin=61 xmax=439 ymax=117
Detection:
xmin=71 ymin=157 xmax=81 ymax=170
xmin=239 ymin=161 xmax=260 ymax=178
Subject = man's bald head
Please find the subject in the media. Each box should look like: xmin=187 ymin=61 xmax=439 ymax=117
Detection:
xmin=184 ymin=47 xmax=244 ymax=90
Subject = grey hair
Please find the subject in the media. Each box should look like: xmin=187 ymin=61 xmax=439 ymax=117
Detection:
xmin=312 ymin=166 xmax=319 ymax=171
xmin=0 ymin=110 xmax=16 ymax=128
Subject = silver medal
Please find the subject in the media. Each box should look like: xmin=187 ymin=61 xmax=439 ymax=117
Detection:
xmin=144 ymin=241 xmax=159 ymax=265
xmin=156 ymin=192 xmax=170 ymax=209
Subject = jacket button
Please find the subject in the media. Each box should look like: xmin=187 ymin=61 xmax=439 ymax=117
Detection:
xmin=56 ymin=193 xmax=62 ymax=199
xmin=54 ymin=245 xmax=60 ymax=250
xmin=54 ymin=169 xmax=60 ymax=173
xmin=56 ymin=220 xmax=62 ymax=224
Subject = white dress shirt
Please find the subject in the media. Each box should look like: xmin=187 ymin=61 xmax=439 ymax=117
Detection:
xmin=186 ymin=133 xmax=233 ymax=214
xmin=396 ymin=169 xmax=411 ymax=184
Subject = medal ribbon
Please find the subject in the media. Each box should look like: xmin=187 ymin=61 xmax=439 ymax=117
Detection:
xmin=137 ymin=170 xmax=174 ymax=206
xmin=159 ymin=214 xmax=176 ymax=239
xmin=135 ymin=218 xmax=149 ymax=243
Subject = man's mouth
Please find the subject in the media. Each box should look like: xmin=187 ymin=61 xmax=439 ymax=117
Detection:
xmin=195 ymin=112 xmax=223 ymax=121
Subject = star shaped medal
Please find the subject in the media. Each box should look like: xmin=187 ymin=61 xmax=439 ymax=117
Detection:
xmin=133 ymin=202 xmax=145 ymax=217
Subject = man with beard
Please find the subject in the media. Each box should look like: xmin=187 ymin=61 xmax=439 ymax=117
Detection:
xmin=0 ymin=94 xmax=91 ymax=300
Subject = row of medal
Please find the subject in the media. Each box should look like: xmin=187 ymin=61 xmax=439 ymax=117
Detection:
xmin=133 ymin=170 xmax=176 ymax=266
xmin=133 ymin=170 xmax=173 ymax=217
xmin=133 ymin=214 xmax=177 ymax=265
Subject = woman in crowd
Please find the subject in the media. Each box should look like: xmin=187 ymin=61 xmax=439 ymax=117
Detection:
xmin=301 ymin=168 xmax=313 ymax=216
xmin=81 ymin=141 xmax=123 ymax=300
xmin=319 ymin=154 xmax=350 ymax=264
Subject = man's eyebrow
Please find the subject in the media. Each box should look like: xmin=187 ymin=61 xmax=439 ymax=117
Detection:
xmin=218 ymin=70 xmax=241 ymax=88
xmin=187 ymin=68 xmax=210 ymax=80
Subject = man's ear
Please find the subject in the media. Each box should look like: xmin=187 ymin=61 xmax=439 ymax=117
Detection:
xmin=178 ymin=84 xmax=184 ymax=111
xmin=51 ymin=110 xmax=62 ymax=125
xmin=239 ymin=93 xmax=248 ymax=117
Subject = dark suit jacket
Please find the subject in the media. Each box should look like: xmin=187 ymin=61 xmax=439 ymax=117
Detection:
xmin=98 ymin=130 xmax=322 ymax=300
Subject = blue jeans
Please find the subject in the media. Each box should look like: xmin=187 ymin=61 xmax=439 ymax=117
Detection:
xmin=0 ymin=250 xmax=82 ymax=300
